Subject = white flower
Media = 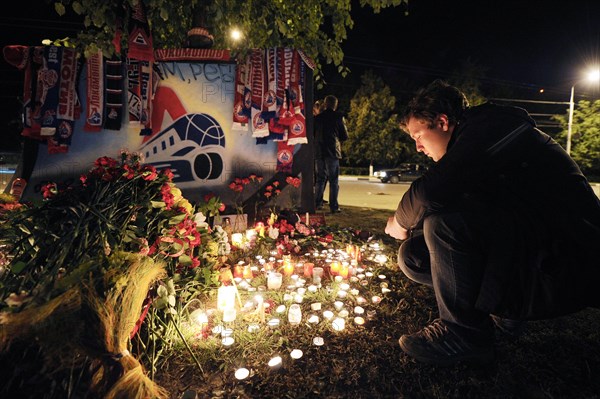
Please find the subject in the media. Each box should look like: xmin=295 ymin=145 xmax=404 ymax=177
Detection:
xmin=194 ymin=212 xmax=209 ymax=228
xmin=268 ymin=226 xmax=279 ymax=240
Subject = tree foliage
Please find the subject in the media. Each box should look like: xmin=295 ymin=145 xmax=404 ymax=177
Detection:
xmin=553 ymin=99 xmax=600 ymax=178
xmin=342 ymin=70 xmax=417 ymax=168
xmin=51 ymin=0 xmax=406 ymax=77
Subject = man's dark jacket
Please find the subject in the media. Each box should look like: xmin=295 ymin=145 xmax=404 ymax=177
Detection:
xmin=314 ymin=108 xmax=349 ymax=159
xmin=395 ymin=103 xmax=600 ymax=319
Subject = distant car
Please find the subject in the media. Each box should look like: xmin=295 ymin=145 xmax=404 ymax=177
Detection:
xmin=373 ymin=163 xmax=427 ymax=183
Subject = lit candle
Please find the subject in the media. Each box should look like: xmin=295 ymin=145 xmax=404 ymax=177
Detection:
xmin=339 ymin=263 xmax=349 ymax=279
xmin=190 ymin=309 xmax=208 ymax=328
xmin=267 ymin=272 xmax=283 ymax=290
xmin=288 ymin=304 xmax=302 ymax=325
xmin=268 ymin=356 xmax=283 ymax=370
xmin=223 ymin=308 xmax=237 ymax=322
xmin=235 ymin=368 xmax=250 ymax=380
xmin=217 ymin=285 xmax=237 ymax=311
xmin=305 ymin=212 xmax=310 ymax=226
xmin=283 ymin=259 xmax=294 ymax=276
xmin=332 ymin=317 xmax=345 ymax=331
xmin=354 ymin=306 xmax=365 ymax=315
xmin=354 ymin=316 xmax=365 ymax=325
xmin=290 ymin=349 xmax=303 ymax=359
xmin=330 ymin=261 xmax=341 ymax=275
xmin=242 ymin=265 xmax=253 ymax=279
xmin=255 ymin=295 xmax=265 ymax=323
xmin=303 ymin=262 xmax=314 ymax=278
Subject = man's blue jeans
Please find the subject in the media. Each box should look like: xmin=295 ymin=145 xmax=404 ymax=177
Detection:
xmin=397 ymin=211 xmax=499 ymax=344
xmin=315 ymin=157 xmax=340 ymax=212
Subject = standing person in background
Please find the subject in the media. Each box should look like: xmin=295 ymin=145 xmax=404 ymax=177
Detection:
xmin=385 ymin=80 xmax=600 ymax=366
xmin=314 ymin=95 xmax=349 ymax=213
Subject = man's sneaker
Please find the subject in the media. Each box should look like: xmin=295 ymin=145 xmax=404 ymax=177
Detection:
xmin=491 ymin=315 xmax=526 ymax=338
xmin=398 ymin=319 xmax=495 ymax=366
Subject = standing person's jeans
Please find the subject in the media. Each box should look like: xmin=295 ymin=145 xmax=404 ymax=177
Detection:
xmin=315 ymin=157 xmax=340 ymax=212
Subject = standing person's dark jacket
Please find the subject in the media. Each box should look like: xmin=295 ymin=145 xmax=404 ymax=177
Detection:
xmin=314 ymin=108 xmax=348 ymax=159
xmin=394 ymin=102 xmax=600 ymax=319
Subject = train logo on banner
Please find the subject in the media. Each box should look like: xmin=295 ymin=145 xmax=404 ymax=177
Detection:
xmin=140 ymin=113 xmax=225 ymax=183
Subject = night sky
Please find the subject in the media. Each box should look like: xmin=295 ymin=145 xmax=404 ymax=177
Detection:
xmin=336 ymin=0 xmax=600 ymax=101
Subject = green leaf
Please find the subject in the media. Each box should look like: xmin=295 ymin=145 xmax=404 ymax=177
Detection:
xmin=10 ymin=261 xmax=27 ymax=274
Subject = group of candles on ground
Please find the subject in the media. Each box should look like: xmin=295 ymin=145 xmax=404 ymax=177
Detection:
xmin=187 ymin=241 xmax=391 ymax=380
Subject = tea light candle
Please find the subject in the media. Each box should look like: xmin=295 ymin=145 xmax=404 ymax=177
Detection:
xmin=268 ymin=356 xmax=282 ymax=370
xmin=190 ymin=309 xmax=208 ymax=327
xmin=365 ymin=271 xmax=374 ymax=278
xmin=337 ymin=290 xmax=347 ymax=298
xmin=248 ymin=324 xmax=260 ymax=333
xmin=294 ymin=293 xmax=304 ymax=303
xmin=340 ymin=283 xmax=350 ymax=291
xmin=221 ymin=336 xmax=235 ymax=346
xmin=276 ymin=304 xmax=287 ymax=314
xmin=313 ymin=336 xmax=324 ymax=346
xmin=354 ymin=306 xmax=365 ymax=315
xmin=323 ymin=310 xmax=334 ymax=320
xmin=334 ymin=301 xmax=344 ymax=311
xmin=308 ymin=314 xmax=320 ymax=324
xmin=371 ymin=295 xmax=382 ymax=304
xmin=378 ymin=274 xmax=387 ymax=280
xmin=235 ymin=368 xmax=250 ymax=380
xmin=311 ymin=302 xmax=322 ymax=311
xmin=354 ymin=316 xmax=365 ymax=325
xmin=268 ymin=318 xmax=280 ymax=328
xmin=349 ymin=288 xmax=359 ymax=296
xmin=267 ymin=272 xmax=283 ymax=290
xmin=338 ymin=309 xmax=349 ymax=318
xmin=356 ymin=296 xmax=367 ymax=305
xmin=290 ymin=349 xmax=303 ymax=359
xmin=308 ymin=284 xmax=318 ymax=293
xmin=332 ymin=317 xmax=345 ymax=331
xmin=223 ymin=308 xmax=237 ymax=322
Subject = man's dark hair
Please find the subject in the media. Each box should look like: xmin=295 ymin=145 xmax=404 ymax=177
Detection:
xmin=324 ymin=95 xmax=338 ymax=110
xmin=400 ymin=80 xmax=469 ymax=129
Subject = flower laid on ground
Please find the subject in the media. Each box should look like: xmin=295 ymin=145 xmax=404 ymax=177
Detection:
xmin=285 ymin=175 xmax=302 ymax=210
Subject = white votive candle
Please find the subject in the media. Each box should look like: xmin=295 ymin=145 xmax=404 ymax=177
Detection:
xmin=290 ymin=349 xmax=303 ymax=359
xmin=332 ymin=317 xmax=345 ymax=331
xmin=235 ymin=368 xmax=250 ymax=380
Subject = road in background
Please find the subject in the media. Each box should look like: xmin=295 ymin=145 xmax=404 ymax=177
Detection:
xmin=324 ymin=177 xmax=410 ymax=211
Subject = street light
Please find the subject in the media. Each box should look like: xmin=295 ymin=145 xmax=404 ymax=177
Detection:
xmin=566 ymin=68 xmax=600 ymax=154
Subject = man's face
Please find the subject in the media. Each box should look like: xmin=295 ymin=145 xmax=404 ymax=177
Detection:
xmin=405 ymin=115 xmax=453 ymax=162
